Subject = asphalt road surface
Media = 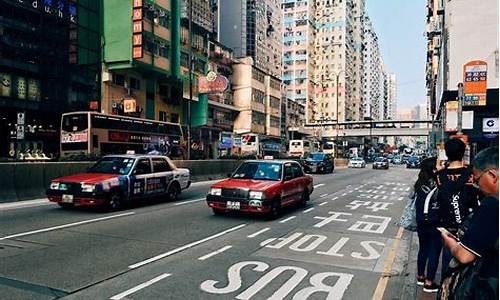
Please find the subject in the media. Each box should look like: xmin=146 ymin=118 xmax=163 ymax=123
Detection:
xmin=0 ymin=165 xmax=419 ymax=300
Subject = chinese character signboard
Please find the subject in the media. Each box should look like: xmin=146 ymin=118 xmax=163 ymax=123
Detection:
xmin=445 ymin=101 xmax=458 ymax=132
xmin=132 ymin=0 xmax=143 ymax=59
xmin=1 ymin=73 xmax=11 ymax=97
xmin=463 ymin=60 xmax=487 ymax=106
xmin=198 ymin=71 xmax=229 ymax=94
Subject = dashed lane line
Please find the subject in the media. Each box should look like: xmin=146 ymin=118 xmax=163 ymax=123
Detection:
xmin=313 ymin=183 xmax=325 ymax=189
xmin=302 ymin=208 xmax=315 ymax=213
xmin=110 ymin=273 xmax=171 ymax=300
xmin=0 ymin=212 xmax=136 ymax=241
xmin=279 ymin=216 xmax=296 ymax=224
xmin=198 ymin=245 xmax=233 ymax=261
xmin=331 ymin=196 xmax=339 ymax=201
xmin=128 ymin=224 xmax=246 ymax=269
xmin=319 ymin=193 xmax=329 ymax=198
xmin=318 ymin=201 xmax=328 ymax=206
xmin=247 ymin=227 xmax=270 ymax=238
xmin=174 ymin=198 xmax=205 ymax=206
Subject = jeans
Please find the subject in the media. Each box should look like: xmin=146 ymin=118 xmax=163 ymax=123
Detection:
xmin=417 ymin=221 xmax=442 ymax=281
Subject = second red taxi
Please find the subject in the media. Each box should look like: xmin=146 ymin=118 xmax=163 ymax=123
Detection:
xmin=206 ymin=160 xmax=314 ymax=219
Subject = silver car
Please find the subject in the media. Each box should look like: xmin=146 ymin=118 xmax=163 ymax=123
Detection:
xmin=348 ymin=157 xmax=366 ymax=168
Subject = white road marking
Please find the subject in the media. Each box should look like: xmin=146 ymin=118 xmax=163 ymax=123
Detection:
xmin=128 ymin=224 xmax=246 ymax=269
xmin=174 ymin=198 xmax=205 ymax=205
xmin=319 ymin=201 xmax=328 ymax=206
xmin=0 ymin=199 xmax=52 ymax=210
xmin=319 ymin=193 xmax=329 ymax=198
xmin=247 ymin=227 xmax=271 ymax=238
xmin=198 ymin=245 xmax=233 ymax=261
xmin=110 ymin=273 xmax=171 ymax=300
xmin=331 ymin=196 xmax=339 ymax=201
xmin=341 ymin=193 xmax=347 ymax=196
xmin=0 ymin=212 xmax=136 ymax=241
xmin=303 ymin=208 xmax=315 ymax=213
xmin=279 ymin=216 xmax=296 ymax=223
xmin=313 ymin=183 xmax=325 ymax=189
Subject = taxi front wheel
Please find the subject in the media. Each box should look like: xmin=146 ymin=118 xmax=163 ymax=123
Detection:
xmin=106 ymin=191 xmax=123 ymax=211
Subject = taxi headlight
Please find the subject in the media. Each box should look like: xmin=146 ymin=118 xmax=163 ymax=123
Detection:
xmin=50 ymin=182 xmax=60 ymax=190
xmin=81 ymin=183 xmax=96 ymax=193
xmin=209 ymin=188 xmax=222 ymax=196
xmin=249 ymin=191 xmax=264 ymax=200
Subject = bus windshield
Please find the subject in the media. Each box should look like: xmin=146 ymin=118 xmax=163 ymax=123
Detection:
xmin=62 ymin=114 xmax=88 ymax=132
xmin=88 ymin=157 xmax=135 ymax=175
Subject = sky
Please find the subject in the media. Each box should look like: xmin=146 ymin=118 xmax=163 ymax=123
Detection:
xmin=366 ymin=0 xmax=427 ymax=112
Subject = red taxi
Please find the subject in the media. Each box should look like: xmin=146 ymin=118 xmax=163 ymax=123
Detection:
xmin=206 ymin=160 xmax=314 ymax=218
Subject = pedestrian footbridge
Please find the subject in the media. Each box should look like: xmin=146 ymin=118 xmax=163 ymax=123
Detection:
xmin=305 ymin=120 xmax=433 ymax=137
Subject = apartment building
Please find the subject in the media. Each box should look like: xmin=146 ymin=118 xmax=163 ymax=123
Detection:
xmin=219 ymin=0 xmax=282 ymax=79
xmin=361 ymin=16 xmax=383 ymax=120
xmin=350 ymin=0 xmax=366 ymax=122
xmin=386 ymin=73 xmax=397 ymax=120
xmin=180 ymin=0 xmax=213 ymax=33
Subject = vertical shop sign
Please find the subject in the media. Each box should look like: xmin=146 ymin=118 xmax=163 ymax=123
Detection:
xmin=463 ymin=61 xmax=487 ymax=106
xmin=1 ymin=73 xmax=11 ymax=97
xmin=132 ymin=0 xmax=143 ymax=59
xmin=16 ymin=77 xmax=27 ymax=99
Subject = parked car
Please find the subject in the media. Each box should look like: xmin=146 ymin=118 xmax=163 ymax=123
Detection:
xmin=392 ymin=156 xmax=402 ymax=164
xmin=206 ymin=160 xmax=313 ymax=219
xmin=46 ymin=155 xmax=190 ymax=210
xmin=303 ymin=152 xmax=334 ymax=174
xmin=372 ymin=157 xmax=389 ymax=169
xmin=348 ymin=157 xmax=366 ymax=168
xmin=406 ymin=156 xmax=421 ymax=169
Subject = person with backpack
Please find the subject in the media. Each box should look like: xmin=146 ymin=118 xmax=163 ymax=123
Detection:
xmin=440 ymin=146 xmax=498 ymax=299
xmin=414 ymin=157 xmax=442 ymax=292
xmin=435 ymin=139 xmax=479 ymax=275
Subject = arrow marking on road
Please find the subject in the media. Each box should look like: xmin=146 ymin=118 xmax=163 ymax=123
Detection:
xmin=279 ymin=216 xmax=296 ymax=223
xmin=198 ymin=245 xmax=233 ymax=261
xmin=128 ymin=224 xmax=246 ymax=269
xmin=247 ymin=227 xmax=270 ymax=238
xmin=0 ymin=212 xmax=136 ymax=241
xmin=110 ymin=273 xmax=171 ymax=300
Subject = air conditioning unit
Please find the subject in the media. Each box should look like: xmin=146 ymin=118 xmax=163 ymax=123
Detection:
xmin=102 ymin=71 xmax=112 ymax=82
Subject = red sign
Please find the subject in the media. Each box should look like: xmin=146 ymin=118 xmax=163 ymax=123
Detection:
xmin=132 ymin=8 xmax=142 ymax=20
xmin=133 ymin=0 xmax=143 ymax=7
xmin=133 ymin=34 xmax=142 ymax=46
xmin=89 ymin=100 xmax=98 ymax=110
xmin=463 ymin=60 xmax=487 ymax=106
xmin=198 ymin=71 xmax=229 ymax=94
xmin=132 ymin=1 xmax=143 ymax=59
xmin=133 ymin=21 xmax=143 ymax=33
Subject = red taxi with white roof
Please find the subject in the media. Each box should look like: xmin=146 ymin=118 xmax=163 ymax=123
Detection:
xmin=206 ymin=160 xmax=314 ymax=218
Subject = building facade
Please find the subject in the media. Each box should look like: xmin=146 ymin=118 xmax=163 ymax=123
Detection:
xmin=349 ymin=0 xmax=366 ymax=122
xmin=219 ymin=0 xmax=282 ymax=79
xmin=425 ymin=0 xmax=499 ymax=153
xmin=362 ymin=16 xmax=383 ymax=121
xmin=386 ymin=72 xmax=397 ymax=120
xmin=0 ymin=0 xmax=100 ymax=159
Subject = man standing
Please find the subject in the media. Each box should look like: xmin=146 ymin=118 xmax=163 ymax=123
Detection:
xmin=435 ymin=138 xmax=479 ymax=274
xmin=441 ymin=147 xmax=498 ymax=299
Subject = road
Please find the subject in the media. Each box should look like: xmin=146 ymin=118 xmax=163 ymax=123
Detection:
xmin=0 ymin=165 xmax=418 ymax=300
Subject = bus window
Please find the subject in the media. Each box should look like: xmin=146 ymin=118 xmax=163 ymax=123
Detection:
xmin=62 ymin=114 xmax=88 ymax=132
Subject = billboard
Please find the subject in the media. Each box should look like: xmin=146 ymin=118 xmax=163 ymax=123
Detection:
xmin=198 ymin=71 xmax=229 ymax=94
xmin=463 ymin=61 xmax=487 ymax=106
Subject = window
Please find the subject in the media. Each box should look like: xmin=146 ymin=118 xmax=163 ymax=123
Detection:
xmin=170 ymin=113 xmax=179 ymax=123
xmin=284 ymin=164 xmax=293 ymax=179
xmin=112 ymin=74 xmax=125 ymax=86
xmin=130 ymin=77 xmax=141 ymax=90
xmin=159 ymin=111 xmax=167 ymax=121
xmin=134 ymin=159 xmax=152 ymax=175
xmin=292 ymin=163 xmax=304 ymax=178
xmin=152 ymin=158 xmax=171 ymax=172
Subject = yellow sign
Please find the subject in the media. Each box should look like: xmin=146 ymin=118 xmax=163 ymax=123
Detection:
xmin=124 ymin=99 xmax=136 ymax=113
xmin=463 ymin=60 xmax=487 ymax=106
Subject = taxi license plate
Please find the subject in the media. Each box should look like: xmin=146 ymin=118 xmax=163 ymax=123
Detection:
xmin=226 ymin=201 xmax=240 ymax=210
xmin=61 ymin=194 xmax=74 ymax=203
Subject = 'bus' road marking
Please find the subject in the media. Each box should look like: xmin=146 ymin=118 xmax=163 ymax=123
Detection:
xmin=247 ymin=227 xmax=270 ymax=238
xmin=110 ymin=273 xmax=171 ymax=300
xmin=128 ymin=224 xmax=246 ymax=269
xmin=303 ymin=208 xmax=315 ymax=213
xmin=319 ymin=193 xmax=329 ymax=198
xmin=198 ymin=245 xmax=233 ymax=261
xmin=319 ymin=201 xmax=328 ymax=206
xmin=279 ymin=216 xmax=296 ymax=224
xmin=174 ymin=198 xmax=205 ymax=206
xmin=313 ymin=183 xmax=325 ymax=189
xmin=0 ymin=212 xmax=136 ymax=241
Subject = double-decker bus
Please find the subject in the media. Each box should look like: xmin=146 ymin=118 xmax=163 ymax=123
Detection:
xmin=60 ymin=111 xmax=184 ymax=159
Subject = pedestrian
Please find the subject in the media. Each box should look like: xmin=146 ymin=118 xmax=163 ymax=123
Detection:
xmin=435 ymin=139 xmax=479 ymax=275
xmin=414 ymin=157 xmax=442 ymax=293
xmin=440 ymin=146 xmax=498 ymax=299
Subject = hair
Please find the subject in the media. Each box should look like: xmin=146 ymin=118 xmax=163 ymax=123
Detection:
xmin=414 ymin=157 xmax=437 ymax=191
xmin=471 ymin=147 xmax=499 ymax=172
xmin=445 ymin=138 xmax=466 ymax=162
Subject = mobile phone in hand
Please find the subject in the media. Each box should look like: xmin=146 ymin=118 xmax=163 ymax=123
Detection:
xmin=437 ymin=227 xmax=458 ymax=240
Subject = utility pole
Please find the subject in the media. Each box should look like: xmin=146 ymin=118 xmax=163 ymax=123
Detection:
xmin=187 ymin=0 xmax=193 ymax=160
xmin=457 ymin=82 xmax=464 ymax=135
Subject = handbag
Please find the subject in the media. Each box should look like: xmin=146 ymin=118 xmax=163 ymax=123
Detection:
xmin=399 ymin=192 xmax=417 ymax=231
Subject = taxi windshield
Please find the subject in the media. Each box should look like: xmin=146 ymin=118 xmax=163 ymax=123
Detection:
xmin=89 ymin=157 xmax=135 ymax=175
xmin=232 ymin=162 xmax=282 ymax=181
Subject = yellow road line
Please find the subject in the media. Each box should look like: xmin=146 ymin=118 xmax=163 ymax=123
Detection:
xmin=372 ymin=226 xmax=405 ymax=300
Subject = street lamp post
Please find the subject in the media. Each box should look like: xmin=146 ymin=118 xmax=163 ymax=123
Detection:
xmin=187 ymin=0 xmax=193 ymax=160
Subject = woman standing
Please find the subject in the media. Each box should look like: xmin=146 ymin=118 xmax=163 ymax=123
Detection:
xmin=414 ymin=157 xmax=442 ymax=293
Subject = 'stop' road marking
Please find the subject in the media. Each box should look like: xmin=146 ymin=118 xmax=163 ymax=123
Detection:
xmin=174 ymin=198 xmax=205 ymax=206
xmin=110 ymin=273 xmax=171 ymax=300
xmin=247 ymin=227 xmax=270 ymax=238
xmin=0 ymin=212 xmax=136 ymax=241
xmin=279 ymin=216 xmax=296 ymax=223
xmin=314 ymin=183 xmax=325 ymax=189
xmin=128 ymin=224 xmax=246 ymax=269
xmin=198 ymin=245 xmax=233 ymax=261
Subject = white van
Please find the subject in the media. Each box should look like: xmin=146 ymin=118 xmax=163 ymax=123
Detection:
xmin=288 ymin=140 xmax=312 ymax=158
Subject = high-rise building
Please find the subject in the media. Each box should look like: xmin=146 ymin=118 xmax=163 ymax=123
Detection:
xmin=362 ymin=16 xmax=383 ymax=120
xmin=350 ymin=0 xmax=366 ymax=122
xmin=219 ymin=0 xmax=282 ymax=78
xmin=282 ymin=0 xmax=316 ymax=110
xmin=386 ymin=73 xmax=397 ymax=120
xmin=310 ymin=0 xmax=355 ymax=130
xmin=180 ymin=0 xmax=213 ymax=33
